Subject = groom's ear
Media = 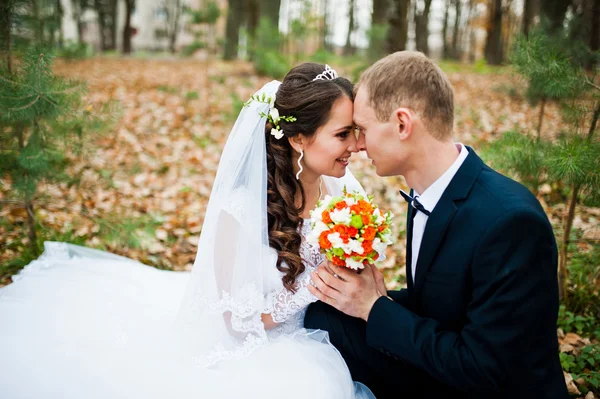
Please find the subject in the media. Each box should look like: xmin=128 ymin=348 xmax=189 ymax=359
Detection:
xmin=394 ymin=108 xmax=413 ymax=140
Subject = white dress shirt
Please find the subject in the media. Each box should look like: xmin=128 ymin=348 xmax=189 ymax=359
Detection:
xmin=411 ymin=143 xmax=469 ymax=283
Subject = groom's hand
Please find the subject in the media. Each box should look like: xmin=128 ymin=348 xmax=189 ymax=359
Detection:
xmin=308 ymin=261 xmax=382 ymax=321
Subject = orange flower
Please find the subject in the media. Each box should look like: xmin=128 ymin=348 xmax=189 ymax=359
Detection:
xmin=362 ymin=240 xmax=373 ymax=254
xmin=378 ymin=224 xmax=387 ymax=232
xmin=362 ymin=215 xmax=370 ymax=226
xmin=319 ymin=231 xmax=332 ymax=250
xmin=333 ymin=224 xmax=347 ymax=235
xmin=322 ymin=210 xmax=332 ymax=224
xmin=347 ymin=226 xmax=358 ymax=237
xmin=363 ymin=226 xmax=376 ymax=241
xmin=331 ymin=256 xmax=346 ymax=267
xmin=350 ymin=204 xmax=361 ymax=215
xmin=357 ymin=200 xmax=374 ymax=214
xmin=372 ymin=253 xmax=379 ymax=261
xmin=334 ymin=201 xmax=346 ymax=210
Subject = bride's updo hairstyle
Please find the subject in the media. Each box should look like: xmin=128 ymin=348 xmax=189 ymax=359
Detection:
xmin=265 ymin=63 xmax=353 ymax=292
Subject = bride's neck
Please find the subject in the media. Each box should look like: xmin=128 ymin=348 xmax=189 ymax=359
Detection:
xmin=296 ymin=174 xmax=323 ymax=218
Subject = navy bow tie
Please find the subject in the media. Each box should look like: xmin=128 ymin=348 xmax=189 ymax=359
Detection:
xmin=399 ymin=190 xmax=431 ymax=217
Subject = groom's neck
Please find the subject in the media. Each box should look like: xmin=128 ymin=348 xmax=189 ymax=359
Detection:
xmin=405 ymin=139 xmax=460 ymax=195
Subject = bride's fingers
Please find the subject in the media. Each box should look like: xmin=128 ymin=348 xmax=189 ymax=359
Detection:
xmin=307 ymin=274 xmax=338 ymax=306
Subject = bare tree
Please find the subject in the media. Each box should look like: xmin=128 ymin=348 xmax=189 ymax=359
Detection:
xmin=451 ymin=0 xmax=462 ymax=59
xmin=94 ymin=0 xmax=118 ymax=51
xmin=164 ymin=0 xmax=182 ymax=54
xmin=122 ymin=0 xmax=134 ymax=54
xmin=344 ymin=0 xmax=356 ymax=55
xmin=224 ymin=0 xmax=244 ymax=60
xmin=414 ymin=0 xmax=432 ymax=55
xmin=441 ymin=0 xmax=450 ymax=58
xmin=484 ymin=0 xmax=503 ymax=65
xmin=386 ymin=0 xmax=410 ymax=53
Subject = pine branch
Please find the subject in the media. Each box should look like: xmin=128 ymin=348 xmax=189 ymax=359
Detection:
xmin=8 ymin=94 xmax=41 ymax=111
xmin=586 ymin=80 xmax=600 ymax=92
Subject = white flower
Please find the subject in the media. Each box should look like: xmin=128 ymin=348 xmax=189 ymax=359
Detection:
xmin=327 ymin=232 xmax=344 ymax=248
xmin=269 ymin=94 xmax=276 ymax=108
xmin=345 ymin=257 xmax=364 ymax=270
xmin=344 ymin=197 xmax=356 ymax=206
xmin=373 ymin=208 xmax=385 ymax=225
xmin=373 ymin=237 xmax=387 ymax=254
xmin=270 ymin=127 xmax=284 ymax=140
xmin=269 ymin=107 xmax=280 ymax=124
xmin=342 ymin=238 xmax=364 ymax=255
xmin=330 ymin=207 xmax=351 ymax=224
xmin=310 ymin=200 xmax=329 ymax=221
xmin=306 ymin=221 xmax=329 ymax=244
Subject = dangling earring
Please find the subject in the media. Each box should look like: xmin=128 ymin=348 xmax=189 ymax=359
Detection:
xmin=296 ymin=149 xmax=304 ymax=180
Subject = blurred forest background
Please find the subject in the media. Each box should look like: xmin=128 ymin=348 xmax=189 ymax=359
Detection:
xmin=0 ymin=0 xmax=599 ymax=396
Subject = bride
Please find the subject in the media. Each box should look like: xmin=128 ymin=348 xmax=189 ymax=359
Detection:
xmin=0 ymin=63 xmax=378 ymax=398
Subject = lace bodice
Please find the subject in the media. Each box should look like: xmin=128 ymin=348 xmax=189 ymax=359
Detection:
xmin=264 ymin=219 xmax=325 ymax=336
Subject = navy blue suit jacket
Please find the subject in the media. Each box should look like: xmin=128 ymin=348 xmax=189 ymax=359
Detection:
xmin=366 ymin=148 xmax=568 ymax=398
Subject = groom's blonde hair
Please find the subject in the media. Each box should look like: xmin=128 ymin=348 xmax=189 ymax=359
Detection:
xmin=355 ymin=51 xmax=454 ymax=140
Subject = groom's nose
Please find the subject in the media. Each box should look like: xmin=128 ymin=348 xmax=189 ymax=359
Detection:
xmin=356 ymin=131 xmax=366 ymax=152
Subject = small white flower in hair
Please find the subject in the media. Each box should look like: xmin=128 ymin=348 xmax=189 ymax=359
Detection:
xmin=269 ymin=94 xmax=276 ymax=108
xmin=271 ymin=127 xmax=284 ymax=140
xmin=269 ymin=107 xmax=280 ymax=124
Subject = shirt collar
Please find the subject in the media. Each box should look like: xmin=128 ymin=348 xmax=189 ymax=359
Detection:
xmin=414 ymin=143 xmax=469 ymax=213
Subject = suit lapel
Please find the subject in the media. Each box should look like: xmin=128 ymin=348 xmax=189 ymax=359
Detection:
xmin=413 ymin=196 xmax=457 ymax=293
xmin=411 ymin=147 xmax=485 ymax=295
xmin=405 ymin=189 xmax=415 ymax=291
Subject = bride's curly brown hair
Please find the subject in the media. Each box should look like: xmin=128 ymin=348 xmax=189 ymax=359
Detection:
xmin=265 ymin=63 xmax=353 ymax=292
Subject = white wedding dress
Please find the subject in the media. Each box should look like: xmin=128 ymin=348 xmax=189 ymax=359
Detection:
xmin=0 ymin=80 xmax=376 ymax=399
xmin=0 ymin=218 xmax=373 ymax=399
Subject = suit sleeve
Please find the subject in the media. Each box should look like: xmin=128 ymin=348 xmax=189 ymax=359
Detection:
xmin=387 ymin=289 xmax=410 ymax=308
xmin=365 ymin=209 xmax=558 ymax=392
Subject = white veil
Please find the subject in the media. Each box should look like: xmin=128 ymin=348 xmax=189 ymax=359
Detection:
xmin=173 ymin=80 xmax=281 ymax=367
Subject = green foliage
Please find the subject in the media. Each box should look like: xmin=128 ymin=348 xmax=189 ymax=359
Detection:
xmin=252 ymin=18 xmax=289 ymax=79
xmin=0 ymin=45 xmax=106 ymax=255
xmin=511 ymin=27 xmax=586 ymax=107
xmin=564 ymin=241 xmax=600 ymax=320
xmin=181 ymin=40 xmax=207 ymax=57
xmin=186 ymin=1 xmax=221 ymax=24
xmin=367 ymin=24 xmax=388 ymax=63
xmin=481 ymin=131 xmax=548 ymax=192
xmin=560 ymin=345 xmax=600 ymax=394
xmin=57 ymin=41 xmax=92 ymax=61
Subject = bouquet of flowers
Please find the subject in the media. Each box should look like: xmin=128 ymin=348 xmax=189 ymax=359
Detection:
xmin=306 ymin=187 xmax=394 ymax=271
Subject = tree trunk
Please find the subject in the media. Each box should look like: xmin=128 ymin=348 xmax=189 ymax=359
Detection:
xmin=442 ymin=0 xmax=450 ymax=58
xmin=414 ymin=0 xmax=432 ymax=55
xmin=542 ymin=0 xmax=571 ymax=33
xmin=246 ymin=0 xmax=259 ymax=59
xmin=121 ymin=0 xmax=134 ymax=55
xmin=224 ymin=0 xmax=244 ymax=60
xmin=167 ymin=0 xmax=181 ymax=54
xmin=589 ymin=0 xmax=600 ymax=69
xmin=1 ymin=0 xmax=12 ymax=73
xmin=451 ymin=0 xmax=462 ymax=59
xmin=259 ymin=0 xmax=280 ymax=29
xmin=370 ymin=0 xmax=389 ymax=57
xmin=386 ymin=0 xmax=410 ymax=53
xmin=522 ymin=0 xmax=534 ymax=36
xmin=484 ymin=0 xmax=503 ymax=65
xmin=344 ymin=0 xmax=356 ymax=55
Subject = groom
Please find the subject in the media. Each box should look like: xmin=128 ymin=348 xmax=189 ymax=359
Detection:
xmin=305 ymin=51 xmax=569 ymax=399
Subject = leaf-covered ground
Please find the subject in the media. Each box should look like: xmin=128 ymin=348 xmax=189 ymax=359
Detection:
xmin=1 ymin=57 xmax=598 ymax=285
xmin=1 ymin=56 xmax=599 ymax=397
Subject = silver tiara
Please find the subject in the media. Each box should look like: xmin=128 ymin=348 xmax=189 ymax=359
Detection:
xmin=312 ymin=64 xmax=338 ymax=81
